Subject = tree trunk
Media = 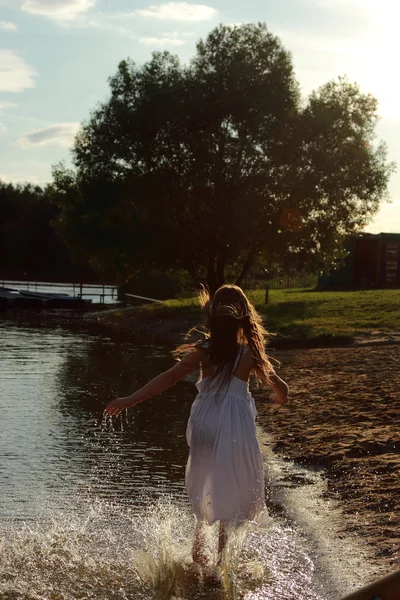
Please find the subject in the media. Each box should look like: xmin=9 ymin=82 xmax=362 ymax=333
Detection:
xmin=215 ymin=251 xmax=226 ymax=291
xmin=185 ymin=259 xmax=201 ymax=288
xmin=235 ymin=249 xmax=256 ymax=288
xmin=207 ymin=253 xmax=218 ymax=295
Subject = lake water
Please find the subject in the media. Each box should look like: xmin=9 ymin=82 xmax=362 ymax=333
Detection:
xmin=0 ymin=317 xmax=372 ymax=599
xmin=1 ymin=280 xmax=118 ymax=304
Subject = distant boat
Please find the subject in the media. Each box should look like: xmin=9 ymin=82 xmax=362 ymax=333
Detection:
xmin=0 ymin=286 xmax=92 ymax=311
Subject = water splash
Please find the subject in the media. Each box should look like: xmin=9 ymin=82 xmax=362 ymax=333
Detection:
xmin=0 ymin=503 xmax=140 ymax=600
xmin=0 ymin=498 xmax=326 ymax=600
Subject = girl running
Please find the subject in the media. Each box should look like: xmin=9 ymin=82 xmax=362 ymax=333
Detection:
xmin=105 ymin=284 xmax=288 ymax=565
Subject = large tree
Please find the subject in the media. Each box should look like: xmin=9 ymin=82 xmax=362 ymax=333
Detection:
xmin=52 ymin=23 xmax=394 ymax=292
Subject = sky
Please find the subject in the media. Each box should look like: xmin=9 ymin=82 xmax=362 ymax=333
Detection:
xmin=1 ymin=0 xmax=400 ymax=233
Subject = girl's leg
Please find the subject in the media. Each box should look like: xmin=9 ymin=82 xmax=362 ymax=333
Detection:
xmin=217 ymin=521 xmax=228 ymax=565
xmin=192 ymin=521 xmax=209 ymax=566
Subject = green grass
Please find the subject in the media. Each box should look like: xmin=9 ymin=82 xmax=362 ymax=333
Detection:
xmin=248 ymin=288 xmax=400 ymax=339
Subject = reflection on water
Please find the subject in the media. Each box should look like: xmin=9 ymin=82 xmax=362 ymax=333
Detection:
xmin=0 ymin=318 xmax=370 ymax=599
xmin=0 ymin=320 xmax=192 ymax=521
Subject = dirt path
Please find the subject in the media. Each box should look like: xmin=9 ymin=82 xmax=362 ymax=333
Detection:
xmin=257 ymin=344 xmax=400 ymax=574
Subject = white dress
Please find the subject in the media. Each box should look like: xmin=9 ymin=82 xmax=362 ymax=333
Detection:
xmin=185 ymin=346 xmax=268 ymax=525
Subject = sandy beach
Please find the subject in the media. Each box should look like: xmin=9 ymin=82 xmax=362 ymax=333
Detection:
xmin=257 ymin=344 xmax=400 ymax=575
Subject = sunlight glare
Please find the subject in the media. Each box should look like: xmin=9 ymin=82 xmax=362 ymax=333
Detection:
xmin=343 ymin=1 xmax=400 ymax=120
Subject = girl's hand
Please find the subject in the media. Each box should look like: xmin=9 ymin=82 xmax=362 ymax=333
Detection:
xmin=268 ymin=373 xmax=289 ymax=405
xmin=105 ymin=396 xmax=133 ymax=416
xmin=269 ymin=392 xmax=289 ymax=405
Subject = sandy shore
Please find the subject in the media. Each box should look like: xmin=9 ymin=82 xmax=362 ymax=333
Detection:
xmin=257 ymin=344 xmax=399 ymax=575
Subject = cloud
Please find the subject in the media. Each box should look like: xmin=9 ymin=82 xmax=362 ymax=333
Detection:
xmin=139 ymin=36 xmax=186 ymax=46
xmin=21 ymin=0 xmax=96 ymax=21
xmin=17 ymin=122 xmax=80 ymax=148
xmin=0 ymin=20 xmax=17 ymax=30
xmin=0 ymin=101 xmax=19 ymax=111
xmin=137 ymin=2 xmax=217 ymax=21
xmin=0 ymin=50 xmax=37 ymax=92
xmin=163 ymin=30 xmax=194 ymax=36
xmin=0 ymin=173 xmax=45 ymax=185
xmin=54 ymin=14 xmax=131 ymax=34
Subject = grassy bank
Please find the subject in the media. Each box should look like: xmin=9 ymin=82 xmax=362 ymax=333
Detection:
xmin=250 ymin=288 xmax=400 ymax=339
xmin=98 ymin=288 xmax=400 ymax=344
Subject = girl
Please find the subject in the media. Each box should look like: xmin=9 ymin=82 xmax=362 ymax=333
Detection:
xmin=105 ymin=284 xmax=288 ymax=566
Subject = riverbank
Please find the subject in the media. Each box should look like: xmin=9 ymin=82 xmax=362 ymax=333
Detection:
xmin=257 ymin=344 xmax=400 ymax=576
xmin=93 ymin=287 xmax=400 ymax=347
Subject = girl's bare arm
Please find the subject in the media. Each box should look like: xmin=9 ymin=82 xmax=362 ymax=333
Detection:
xmin=254 ymin=364 xmax=289 ymax=404
xmin=105 ymin=350 xmax=201 ymax=416
xmin=268 ymin=372 xmax=289 ymax=404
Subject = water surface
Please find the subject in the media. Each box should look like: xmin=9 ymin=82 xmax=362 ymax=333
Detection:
xmin=0 ymin=318 xmax=371 ymax=599
xmin=0 ymin=320 xmax=190 ymax=521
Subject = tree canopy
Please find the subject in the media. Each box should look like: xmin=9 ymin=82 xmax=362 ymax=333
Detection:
xmin=52 ymin=23 xmax=394 ymax=292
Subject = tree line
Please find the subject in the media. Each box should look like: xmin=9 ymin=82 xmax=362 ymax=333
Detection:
xmin=0 ymin=181 xmax=95 ymax=282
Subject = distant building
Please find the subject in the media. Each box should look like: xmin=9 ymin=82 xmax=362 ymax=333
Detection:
xmin=319 ymin=233 xmax=400 ymax=289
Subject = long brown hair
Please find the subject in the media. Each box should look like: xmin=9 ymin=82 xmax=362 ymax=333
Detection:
xmin=175 ymin=284 xmax=273 ymax=390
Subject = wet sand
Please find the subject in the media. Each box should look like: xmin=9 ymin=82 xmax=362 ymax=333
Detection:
xmin=257 ymin=344 xmax=400 ymax=575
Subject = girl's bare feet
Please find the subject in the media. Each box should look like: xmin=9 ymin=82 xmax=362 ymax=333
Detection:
xmin=217 ymin=521 xmax=228 ymax=566
xmin=192 ymin=548 xmax=210 ymax=567
xmin=192 ymin=521 xmax=210 ymax=567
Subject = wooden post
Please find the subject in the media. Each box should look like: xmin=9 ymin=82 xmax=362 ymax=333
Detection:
xmin=265 ymin=284 xmax=269 ymax=305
